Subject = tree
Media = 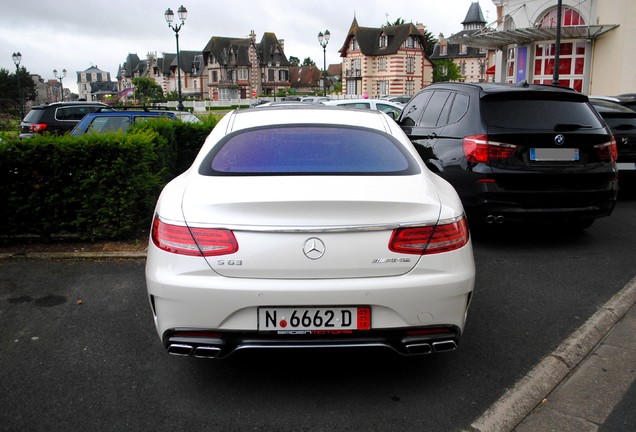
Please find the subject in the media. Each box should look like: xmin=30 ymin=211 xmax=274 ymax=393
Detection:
xmin=382 ymin=17 xmax=406 ymax=27
xmin=421 ymin=28 xmax=437 ymax=58
xmin=0 ymin=66 xmax=37 ymax=118
xmin=302 ymin=57 xmax=316 ymax=67
xmin=433 ymin=59 xmax=462 ymax=82
xmin=288 ymin=56 xmax=300 ymax=67
xmin=131 ymin=77 xmax=164 ymax=105
xmin=382 ymin=18 xmax=436 ymax=57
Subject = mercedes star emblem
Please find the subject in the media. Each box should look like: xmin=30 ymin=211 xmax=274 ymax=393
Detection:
xmin=303 ymin=238 xmax=326 ymax=260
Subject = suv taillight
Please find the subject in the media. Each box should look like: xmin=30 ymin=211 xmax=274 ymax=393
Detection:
xmin=594 ymin=137 xmax=618 ymax=163
xmin=30 ymin=123 xmax=47 ymax=132
xmin=151 ymin=217 xmax=238 ymax=257
xmin=463 ymin=134 xmax=516 ymax=163
xmin=389 ymin=217 xmax=469 ymax=255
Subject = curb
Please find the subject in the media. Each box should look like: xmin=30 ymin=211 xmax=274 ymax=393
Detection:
xmin=468 ymin=276 xmax=636 ymax=432
xmin=0 ymin=251 xmax=147 ymax=260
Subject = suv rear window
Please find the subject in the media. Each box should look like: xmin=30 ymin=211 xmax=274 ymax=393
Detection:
xmin=199 ymin=125 xmax=419 ymax=176
xmin=22 ymin=108 xmax=44 ymax=122
xmin=482 ymin=99 xmax=604 ymax=130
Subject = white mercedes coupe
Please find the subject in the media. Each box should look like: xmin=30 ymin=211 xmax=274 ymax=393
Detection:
xmin=145 ymin=105 xmax=475 ymax=358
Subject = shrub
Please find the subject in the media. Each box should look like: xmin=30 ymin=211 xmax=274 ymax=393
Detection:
xmin=0 ymin=117 xmax=216 ymax=241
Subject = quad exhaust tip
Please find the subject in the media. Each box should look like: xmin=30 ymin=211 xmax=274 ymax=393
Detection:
xmin=405 ymin=339 xmax=457 ymax=355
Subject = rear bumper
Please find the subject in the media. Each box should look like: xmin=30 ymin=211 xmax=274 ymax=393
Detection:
xmin=162 ymin=326 xmax=462 ymax=358
xmin=145 ymin=242 xmax=475 ymax=358
xmin=462 ymin=174 xmax=618 ymax=224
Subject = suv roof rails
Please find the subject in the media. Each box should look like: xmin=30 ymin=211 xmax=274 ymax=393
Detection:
xmin=96 ymin=105 xmax=172 ymax=112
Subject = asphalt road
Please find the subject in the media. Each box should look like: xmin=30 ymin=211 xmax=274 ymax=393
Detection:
xmin=1 ymin=197 xmax=635 ymax=432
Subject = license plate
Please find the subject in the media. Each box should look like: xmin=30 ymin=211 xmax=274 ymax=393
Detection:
xmin=530 ymin=148 xmax=579 ymax=161
xmin=258 ymin=306 xmax=371 ymax=331
xmin=617 ymin=162 xmax=636 ymax=171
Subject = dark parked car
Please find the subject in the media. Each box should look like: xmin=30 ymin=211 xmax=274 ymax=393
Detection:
xmin=589 ymin=97 xmax=636 ymax=187
xmin=19 ymin=101 xmax=107 ymax=138
xmin=70 ymin=108 xmax=176 ymax=136
xmin=397 ymin=82 xmax=618 ymax=229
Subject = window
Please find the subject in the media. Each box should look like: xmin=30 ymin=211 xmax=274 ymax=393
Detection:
xmin=349 ymin=37 xmax=359 ymax=51
xmin=538 ymin=7 xmax=586 ymax=27
xmin=419 ymin=91 xmax=452 ymax=127
xmin=379 ymin=34 xmax=388 ymax=48
xmin=482 ymin=99 xmax=604 ymax=130
xmin=200 ymin=126 xmax=419 ymax=175
xmin=379 ymin=80 xmax=389 ymax=95
xmin=406 ymin=56 xmax=415 ymax=74
xmin=378 ymin=57 xmax=387 ymax=71
xmin=506 ymin=47 xmax=516 ymax=83
xmin=212 ymin=71 xmax=218 ymax=82
xmin=346 ymin=79 xmax=357 ymax=95
xmin=56 ymin=106 xmax=102 ymax=121
xmin=448 ymin=93 xmax=469 ymax=124
xmin=405 ymin=80 xmax=415 ymax=96
xmin=400 ymin=92 xmax=432 ymax=126
xmin=377 ymin=103 xmax=401 ymax=119
xmin=440 ymin=44 xmax=447 ymax=56
xmin=406 ymin=37 xmax=416 ymax=49
xmin=533 ymin=41 xmax=586 ymax=92
xmin=268 ymin=69 xmax=275 ymax=82
xmin=238 ymin=69 xmax=249 ymax=81
xmin=87 ymin=116 xmax=131 ymax=134
xmin=279 ymin=70 xmax=288 ymax=81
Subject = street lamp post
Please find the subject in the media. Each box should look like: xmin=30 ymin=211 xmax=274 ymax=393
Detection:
xmin=552 ymin=0 xmax=563 ymax=86
xmin=317 ymin=30 xmax=330 ymax=96
xmin=53 ymin=68 xmax=67 ymax=102
xmin=165 ymin=5 xmax=188 ymax=111
xmin=12 ymin=52 xmax=24 ymax=120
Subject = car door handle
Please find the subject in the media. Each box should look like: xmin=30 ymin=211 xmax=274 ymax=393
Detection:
xmin=428 ymin=132 xmax=438 ymax=139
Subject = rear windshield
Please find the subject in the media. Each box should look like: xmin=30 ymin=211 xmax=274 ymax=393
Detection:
xmin=23 ymin=108 xmax=44 ymax=122
xmin=199 ymin=125 xmax=419 ymax=176
xmin=482 ymin=99 xmax=605 ymax=130
xmin=603 ymin=116 xmax=636 ymax=130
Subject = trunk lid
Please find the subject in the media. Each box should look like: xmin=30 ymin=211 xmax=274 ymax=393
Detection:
xmin=181 ymin=175 xmax=442 ymax=279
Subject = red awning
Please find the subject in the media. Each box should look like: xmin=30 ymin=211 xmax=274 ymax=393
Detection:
xmin=486 ymin=65 xmax=496 ymax=75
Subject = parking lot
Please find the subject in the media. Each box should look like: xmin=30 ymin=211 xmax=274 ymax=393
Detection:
xmin=1 ymin=197 xmax=635 ymax=431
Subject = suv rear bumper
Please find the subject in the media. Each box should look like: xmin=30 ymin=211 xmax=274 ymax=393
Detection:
xmin=463 ymin=176 xmax=618 ymax=224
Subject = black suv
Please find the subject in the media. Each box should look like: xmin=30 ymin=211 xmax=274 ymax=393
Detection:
xmin=589 ymin=97 xmax=636 ymax=188
xmin=19 ymin=101 xmax=107 ymax=138
xmin=397 ymin=82 xmax=618 ymax=229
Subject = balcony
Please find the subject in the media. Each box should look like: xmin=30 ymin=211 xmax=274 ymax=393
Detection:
xmin=346 ymin=69 xmax=362 ymax=78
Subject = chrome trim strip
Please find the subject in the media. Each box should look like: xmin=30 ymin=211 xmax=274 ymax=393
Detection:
xmin=174 ymin=214 xmax=465 ymax=234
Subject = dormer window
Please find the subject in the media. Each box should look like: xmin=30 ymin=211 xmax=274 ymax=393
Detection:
xmin=440 ymin=44 xmax=447 ymax=56
xmin=349 ymin=37 xmax=359 ymax=51
xmin=379 ymin=33 xmax=388 ymax=48
xmin=406 ymin=36 xmax=416 ymax=49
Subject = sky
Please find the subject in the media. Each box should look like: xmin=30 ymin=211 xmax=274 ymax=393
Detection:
xmin=1 ymin=0 xmax=497 ymax=94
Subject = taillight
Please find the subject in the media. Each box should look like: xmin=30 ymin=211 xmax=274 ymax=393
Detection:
xmin=389 ymin=217 xmax=469 ymax=255
xmin=151 ymin=217 xmax=238 ymax=257
xmin=30 ymin=123 xmax=47 ymax=132
xmin=594 ymin=137 xmax=618 ymax=163
xmin=463 ymin=134 xmax=516 ymax=163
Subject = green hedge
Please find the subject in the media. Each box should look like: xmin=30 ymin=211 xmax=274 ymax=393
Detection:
xmin=0 ymin=117 xmax=216 ymax=241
